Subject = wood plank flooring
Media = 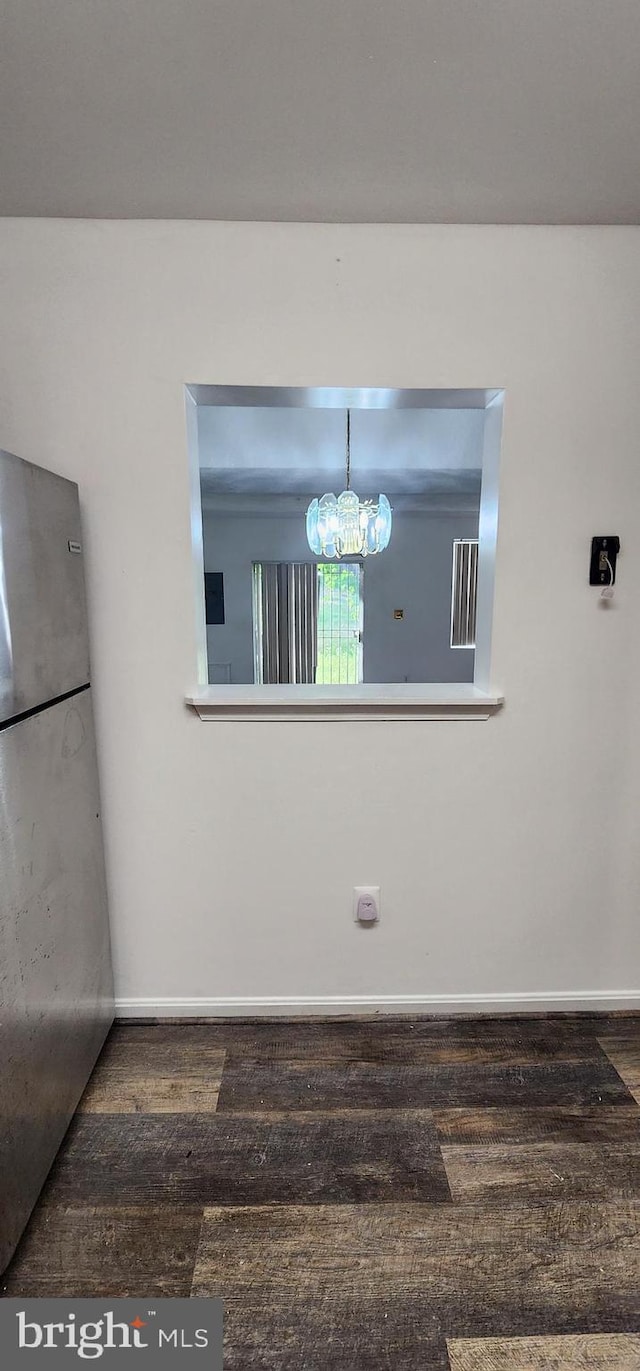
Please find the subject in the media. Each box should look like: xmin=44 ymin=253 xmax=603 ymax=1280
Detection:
xmin=79 ymin=1032 xmax=225 ymax=1113
xmin=2 ymin=1014 xmax=640 ymax=1369
xmin=596 ymin=1032 xmax=640 ymax=1104
xmin=447 ymin=1334 xmax=640 ymax=1370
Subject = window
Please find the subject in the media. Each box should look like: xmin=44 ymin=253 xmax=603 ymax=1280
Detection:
xmin=252 ymin=561 xmax=363 ymax=685
xmin=316 ymin=564 xmax=363 ymax=685
xmin=451 ymin=539 xmax=478 ymax=649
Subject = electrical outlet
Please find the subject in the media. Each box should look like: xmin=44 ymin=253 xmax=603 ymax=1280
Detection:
xmin=353 ymin=886 xmax=380 ymax=923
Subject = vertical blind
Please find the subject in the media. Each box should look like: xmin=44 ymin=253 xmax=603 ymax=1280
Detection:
xmin=451 ymin=539 xmax=479 ymax=649
xmin=252 ymin=562 xmax=318 ymax=684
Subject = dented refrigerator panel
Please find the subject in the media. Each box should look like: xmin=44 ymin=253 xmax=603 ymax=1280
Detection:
xmin=0 ymin=450 xmax=114 ymax=1274
xmin=0 ymin=449 xmax=90 ymax=724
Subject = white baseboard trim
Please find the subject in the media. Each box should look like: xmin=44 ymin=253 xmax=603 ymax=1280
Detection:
xmin=115 ymin=991 xmax=640 ymax=1019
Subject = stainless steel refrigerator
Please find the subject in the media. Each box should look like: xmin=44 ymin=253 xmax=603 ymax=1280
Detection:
xmin=0 ymin=449 xmax=114 ymax=1273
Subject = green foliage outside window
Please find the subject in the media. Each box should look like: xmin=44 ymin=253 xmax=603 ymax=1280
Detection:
xmin=316 ymin=563 xmax=363 ymax=685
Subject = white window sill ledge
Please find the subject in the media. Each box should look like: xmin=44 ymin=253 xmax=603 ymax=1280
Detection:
xmin=185 ymin=684 xmax=504 ymax=722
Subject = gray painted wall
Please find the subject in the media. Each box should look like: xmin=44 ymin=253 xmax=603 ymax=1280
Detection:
xmin=202 ymin=503 xmax=479 ymax=684
xmin=362 ymin=512 xmax=478 ymax=683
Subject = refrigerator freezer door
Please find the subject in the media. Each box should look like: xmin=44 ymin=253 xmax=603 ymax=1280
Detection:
xmin=0 ymin=450 xmax=90 ymax=724
xmin=0 ymin=688 xmax=114 ymax=1272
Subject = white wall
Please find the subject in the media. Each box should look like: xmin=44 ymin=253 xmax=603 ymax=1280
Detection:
xmin=0 ymin=221 xmax=639 ymax=1011
xmin=203 ymin=505 xmax=478 ymax=685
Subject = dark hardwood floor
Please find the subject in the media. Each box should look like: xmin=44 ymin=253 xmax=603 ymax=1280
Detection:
xmin=3 ymin=1014 xmax=640 ymax=1369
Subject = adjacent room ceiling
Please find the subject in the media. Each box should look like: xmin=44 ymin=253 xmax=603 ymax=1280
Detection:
xmin=197 ymin=405 xmax=484 ymax=509
xmin=1 ymin=0 xmax=640 ymax=223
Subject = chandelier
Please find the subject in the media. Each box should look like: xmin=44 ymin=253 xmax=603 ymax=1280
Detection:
xmin=305 ymin=410 xmax=392 ymax=559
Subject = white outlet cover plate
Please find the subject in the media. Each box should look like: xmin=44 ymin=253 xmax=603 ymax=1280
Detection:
xmin=353 ymin=886 xmax=380 ymax=922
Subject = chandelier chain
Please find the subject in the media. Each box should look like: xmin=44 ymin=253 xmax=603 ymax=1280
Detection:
xmin=346 ymin=409 xmax=351 ymax=491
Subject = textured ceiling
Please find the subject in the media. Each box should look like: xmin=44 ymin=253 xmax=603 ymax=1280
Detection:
xmin=1 ymin=0 xmax=640 ymax=222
